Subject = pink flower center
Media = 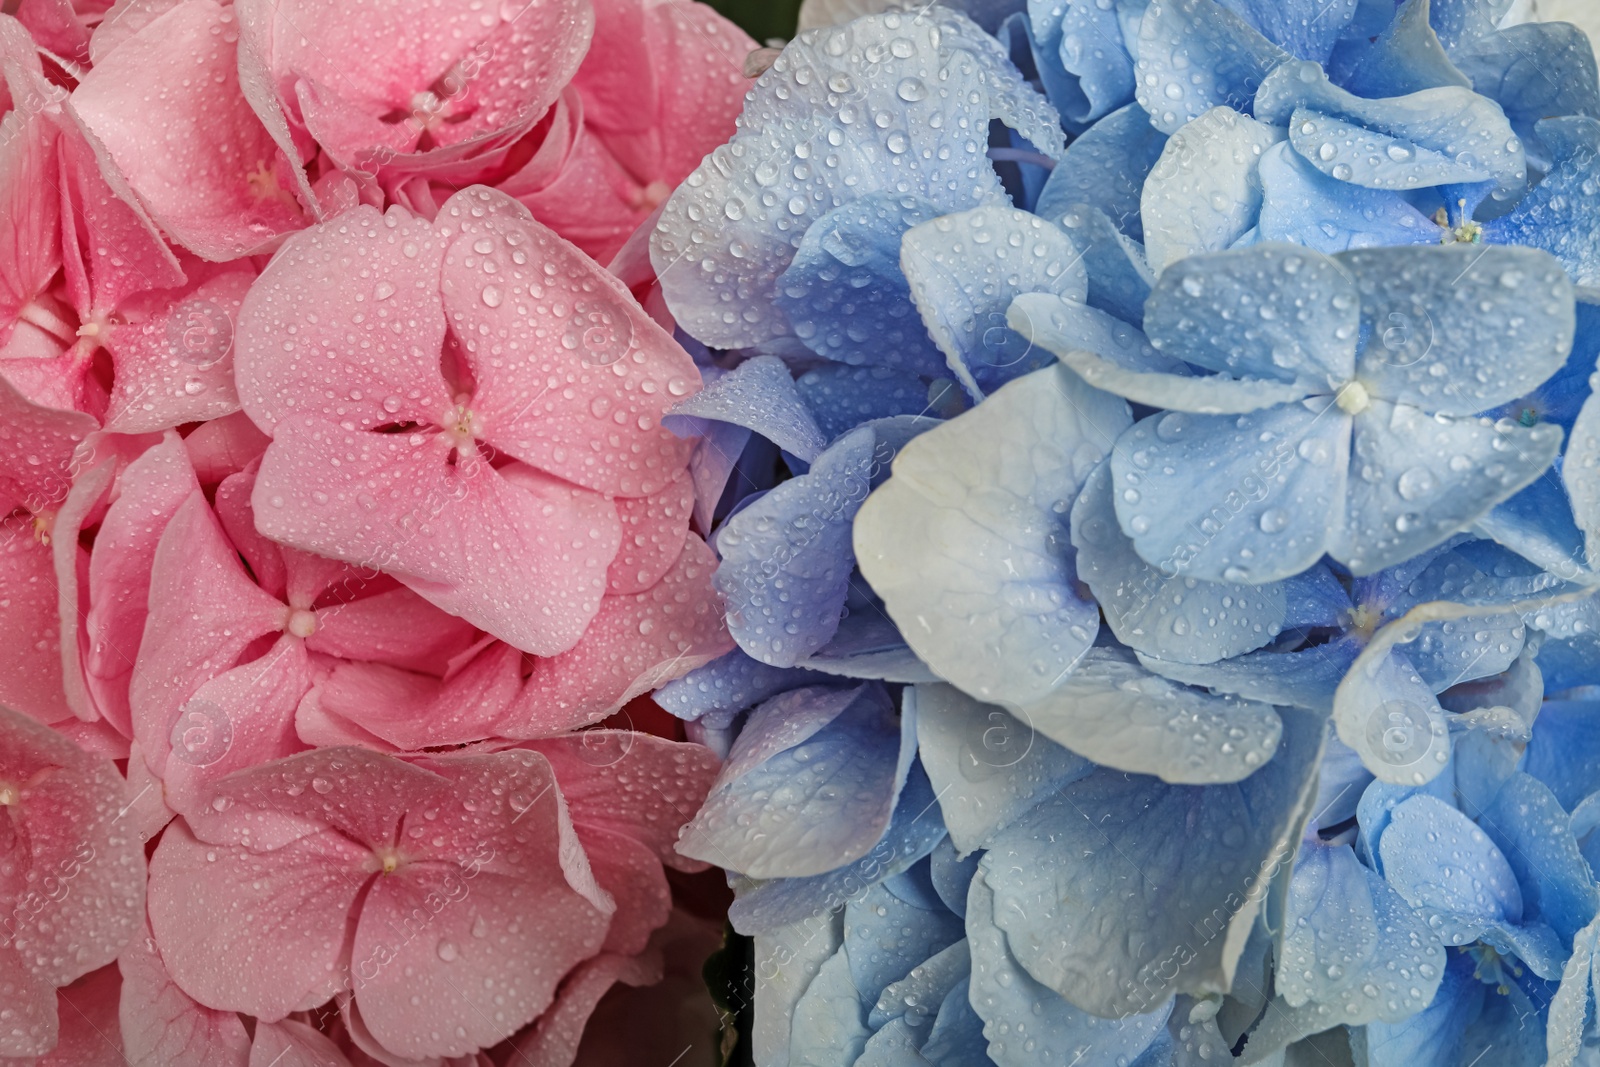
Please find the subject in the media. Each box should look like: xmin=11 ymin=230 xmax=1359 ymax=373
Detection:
xmin=372 ymin=846 xmax=405 ymax=874
xmin=441 ymin=398 xmax=481 ymax=455
xmin=285 ymin=608 xmax=318 ymax=639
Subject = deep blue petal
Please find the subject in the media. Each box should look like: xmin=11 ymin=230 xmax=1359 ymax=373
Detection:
xmin=655 ymin=648 xmax=830 ymax=727
xmin=1034 ymin=103 xmax=1168 ymax=243
xmin=1138 ymin=635 xmax=1362 ymax=714
xmin=845 ymin=880 xmax=965 ymax=1011
xmin=1222 ymin=0 xmax=1358 ymax=63
xmin=1450 ymin=22 xmax=1600 ymax=154
xmin=1523 ymin=699 xmax=1600 ymax=811
xmin=796 ymin=364 xmax=936 ymax=442
xmin=1485 ymin=116 xmax=1600 ymax=288
xmin=1379 ymin=791 xmax=1524 ymax=935
xmin=1051 ymin=204 xmax=1156 ymax=324
xmin=1357 ymin=950 xmax=1484 ymax=1067
xmin=1328 ymin=0 xmax=1471 ymax=98
xmin=1466 ymin=771 xmax=1600 ymax=944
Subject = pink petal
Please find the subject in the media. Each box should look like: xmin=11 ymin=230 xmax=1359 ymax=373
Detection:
xmin=606 ymin=470 xmax=691 ymax=594
xmin=0 ymin=515 xmax=74 ymax=724
xmin=233 ymin=204 xmax=452 ymax=436
xmin=351 ymin=750 xmax=610 ymax=1060
xmin=102 ymin=269 xmax=253 ymax=434
xmin=0 ymin=371 xmax=97 ymax=511
xmin=0 ymin=941 xmax=58 ymax=1057
xmin=128 ymin=492 xmax=289 ymax=776
xmin=307 ymin=586 xmax=482 ymax=676
xmin=71 ymin=1 xmax=311 ymax=261
xmin=118 ymin=916 xmax=250 ymax=1067
xmin=252 ymin=422 xmax=619 ymax=655
xmin=505 ymin=102 xmax=646 ymax=264
xmin=501 ymin=951 xmax=661 ymax=1067
xmin=575 ymin=828 xmax=668 ymax=955
xmin=300 ymin=642 xmax=522 ymax=751
xmin=182 ymin=410 xmax=271 ymax=485
xmin=213 ymin=465 xmax=288 ymax=602
xmin=13 ymin=0 xmax=90 ymax=68
xmin=123 ymin=740 xmax=174 ymax=847
xmin=435 ymin=186 xmax=698 ymax=498
xmin=41 ymin=963 xmax=124 ymax=1067
xmin=0 ymin=707 xmax=145 ymax=988
xmin=147 ymin=821 xmax=367 ymax=1020
xmin=81 ymin=433 xmax=198 ymax=736
xmin=508 ymin=534 xmax=731 ymax=734
xmin=249 ymin=1019 xmax=351 ymax=1067
xmin=0 ymin=18 xmax=62 ymax=333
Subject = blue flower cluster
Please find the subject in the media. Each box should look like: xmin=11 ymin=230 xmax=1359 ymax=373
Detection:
xmin=650 ymin=0 xmax=1600 ymax=1063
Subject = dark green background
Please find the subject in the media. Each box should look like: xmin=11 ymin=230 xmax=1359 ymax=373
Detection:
xmin=707 ymin=0 xmax=803 ymax=42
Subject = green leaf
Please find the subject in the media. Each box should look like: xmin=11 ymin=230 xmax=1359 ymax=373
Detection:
xmin=706 ymin=0 xmax=803 ymax=42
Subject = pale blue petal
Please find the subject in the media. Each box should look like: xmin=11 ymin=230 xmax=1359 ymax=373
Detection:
xmin=1258 ymin=140 xmax=1443 ymax=252
xmin=1310 ymin=733 xmax=1375 ymax=829
xmin=1132 ymin=0 xmax=1291 ymax=135
xmin=669 ymin=356 xmax=830 ymax=462
xmin=967 ymin=873 xmax=1172 ymax=1066
xmin=1011 ymin=292 xmax=1311 ymax=414
xmin=901 ymin=205 xmax=1088 ymax=400
xmin=797 ymin=364 xmax=936 ymax=441
xmin=678 ymin=684 xmax=906 ymax=877
xmin=913 ymin=683 xmax=1094 ymax=855
xmin=1379 ymin=792 xmax=1524 ymax=937
xmin=1110 ymin=402 xmax=1352 ymax=585
xmin=1356 ymin=951 xmax=1484 ymax=1067
xmin=1340 ymin=244 xmax=1576 ymax=414
xmin=1221 ymin=0 xmax=1357 ymax=62
xmin=1035 ymin=103 xmax=1168 ymax=242
xmin=1334 ymin=643 xmax=1452 ymax=783
xmin=684 ymin=419 xmax=754 ymax=534
xmin=716 ymin=422 xmax=900 ymax=666
xmin=856 ymin=365 xmax=1127 ymax=706
xmin=1474 ymin=476 xmax=1591 ymax=581
xmin=1488 ymin=289 xmax=1600 ymax=434
xmin=1073 ymin=460 xmax=1293 ymax=663
xmin=755 ymin=912 xmax=845 ymax=1067
xmin=655 ymin=648 xmax=827 ymax=726
xmin=920 ymin=979 xmax=991 ymax=1067
xmin=1333 ymin=401 xmax=1564 ymax=575
xmin=1546 ymin=914 xmax=1600 ymax=1067
xmin=1137 ymin=636 xmax=1362 ymax=713
xmin=869 ymin=938 xmax=971 ymax=1035
xmin=652 ymin=15 xmax=1004 ymax=349
xmin=1328 ymin=0 xmax=1471 ymax=99
xmin=1427 ymin=0 xmax=1510 ymax=52
xmin=1469 ymin=771 xmax=1600 ymax=944
xmin=1020 ymin=648 xmax=1285 ymax=783
xmin=1486 ymin=117 xmax=1600 ymax=288
xmin=928 ymin=838 xmax=981 ymax=917
xmin=846 ymin=881 xmax=965 ymax=1010
xmin=938 ymin=8 xmax=1069 ymax=160
xmin=1281 ymin=564 xmax=1356 ymax=628
xmin=1057 ymin=0 xmax=1137 ymax=123
xmin=979 ymin=707 xmax=1325 ymax=1016
xmin=1141 ymin=108 xmax=1287 ymax=273
xmin=1450 ymin=23 xmax=1600 ymax=152
xmin=1255 ymin=60 xmax=1528 ymax=199
xmin=1523 ymin=699 xmax=1600 ymax=811
xmin=1144 ymin=244 xmax=1360 ymax=386
xmin=856 ymin=1018 xmax=933 ymax=1067
xmin=789 ymin=946 xmax=871 ymax=1067
xmin=1052 ymin=203 xmax=1156 ymax=324
xmin=729 ymin=766 xmax=950 ymax=935
xmin=775 ymin=194 xmax=947 ymax=375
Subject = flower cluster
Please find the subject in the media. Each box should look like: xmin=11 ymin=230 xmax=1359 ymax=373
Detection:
xmin=0 ymin=0 xmax=755 ymax=1063
xmin=654 ymin=0 xmax=1600 ymax=1063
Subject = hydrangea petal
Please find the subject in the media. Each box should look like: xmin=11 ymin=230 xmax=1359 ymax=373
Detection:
xmin=1330 ymin=0 xmax=1471 ymax=99
xmin=796 ymin=364 xmax=934 ymax=441
xmin=1053 ymin=203 xmax=1156 ymax=323
xmin=1110 ymin=401 xmax=1352 ymax=585
xmin=1450 ymin=22 xmax=1600 ymax=150
xmin=654 ymin=648 xmax=824 ymax=726
xmin=1132 ymin=0 xmax=1290 ymax=135
xmin=1136 ymin=637 xmax=1362 ymax=714
xmin=667 ymin=355 xmax=829 ymax=463
xmin=912 ymin=683 xmax=1093 ymax=855
xmin=1055 ymin=0 xmax=1137 ymax=124
xmin=1034 ymin=103 xmax=1167 ymax=243
xmin=1356 ymin=951 xmax=1482 ymax=1067
xmin=1224 ymin=0 xmax=1358 ymax=62
xmin=1141 ymin=108 xmax=1286 ymax=273
xmin=1258 ymin=140 xmax=1441 ymax=252
xmin=1379 ymin=792 xmax=1523 ymax=935
xmin=845 ymin=880 xmax=963 ymax=1011
xmin=1484 ymin=116 xmax=1600 ymax=287
xmin=1333 ymin=401 xmax=1562 ymax=575
xmin=901 ymin=204 xmax=1087 ymax=399
xmin=788 ymin=945 xmax=871 ymax=1067
xmin=979 ymin=707 xmax=1324 ymax=1016
xmin=117 ymin=917 xmax=250 ymax=1067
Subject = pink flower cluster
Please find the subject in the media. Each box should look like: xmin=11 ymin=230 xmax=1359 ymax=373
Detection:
xmin=0 ymin=0 xmax=752 ymax=1062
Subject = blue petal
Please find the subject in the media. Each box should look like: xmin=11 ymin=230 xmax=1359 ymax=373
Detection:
xmin=1137 ymin=636 xmax=1362 ymax=713
xmin=1222 ymin=0 xmax=1357 ymax=62
xmin=683 ymin=419 xmax=754 ymax=534
xmin=1258 ymin=140 xmax=1443 ymax=252
xmin=1056 ymin=0 xmax=1137 ymax=123
xmin=754 ymin=911 xmax=844 ymax=1067
xmin=716 ymin=422 xmax=901 ymax=666
xmin=978 ymin=707 xmax=1325 ymax=1015
xmin=1379 ymin=792 xmax=1524 ymax=935
xmin=1052 ymin=204 xmax=1156 ymax=324
xmin=1523 ymin=699 xmax=1600 ymax=811
xmin=788 ymin=945 xmax=871 ymax=1066
xmin=913 ymin=683 xmax=1094 ymax=855
xmin=1281 ymin=563 xmax=1356 ymax=628
xmin=1333 ymin=401 xmax=1563 ymax=576
xmin=928 ymin=837 xmax=982 ymax=916
xmin=800 ymin=605 xmax=943 ymax=685
xmin=1353 ymin=950 xmax=1485 ymax=1067
xmin=1334 ymin=642 xmax=1452 ymax=783
xmin=1340 ymin=244 xmax=1576 ymax=415
xmin=919 ymin=978 xmax=991 ymax=1067
xmin=729 ymin=765 xmax=950 ymax=935
xmin=937 ymin=8 xmax=1069 ymax=161
xmin=966 ymin=873 xmax=1171 ymax=1066
xmin=796 ymin=364 xmax=937 ymax=442
xmin=855 ymin=1018 xmax=933 ymax=1067
xmin=669 ymin=356 xmax=830 ymax=462
xmin=1132 ymin=0 xmax=1290 ymax=134
xmin=775 ymin=194 xmax=948 ymax=375
xmin=1141 ymin=109 xmax=1286 ymax=272
xmin=846 ymin=881 xmax=965 ymax=1011
xmin=677 ymin=683 xmax=908 ymax=877
xmin=1328 ymin=0 xmax=1471 ymax=98
xmin=1547 ymin=914 xmax=1600 ymax=1067
xmin=1256 ymin=60 xmax=1528 ymax=199
xmin=652 ymin=14 xmax=1005 ymax=349
xmin=901 ymin=205 xmax=1088 ymax=400
xmin=1072 ymin=460 xmax=1293 ymax=664
xmin=1449 ymin=23 xmax=1600 ymax=152
xmin=1485 ymin=116 xmax=1600 ymax=288
xmin=855 ymin=365 xmax=1127 ymax=706
xmin=1474 ymin=476 xmax=1591 ymax=580
xmin=1145 ymin=245 xmax=1359 ymax=386
xmin=655 ymin=648 xmax=829 ymax=727
xmin=1110 ymin=402 xmax=1351 ymax=585
xmin=1034 ymin=103 xmax=1168 ymax=242
xmin=1427 ymin=0 xmax=1510 ymax=52
xmin=1020 ymin=648 xmax=1285 ymax=783
xmin=1310 ymin=733 xmax=1376 ymax=829
xmin=1466 ymin=771 xmax=1600 ymax=945
xmin=1488 ymin=290 xmax=1600 ymax=435
xmin=870 ymin=937 xmax=971 ymax=1035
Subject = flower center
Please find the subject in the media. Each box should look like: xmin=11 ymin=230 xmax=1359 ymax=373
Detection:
xmin=1434 ymin=199 xmax=1483 ymax=245
xmin=373 ymin=846 xmax=404 ymax=874
xmin=1347 ymin=603 xmax=1382 ymax=641
xmin=0 ymin=783 xmax=18 ymax=806
xmin=285 ymin=608 xmax=318 ymax=639
xmin=1335 ymin=380 xmax=1371 ymax=415
xmin=441 ymin=398 xmax=480 ymax=454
